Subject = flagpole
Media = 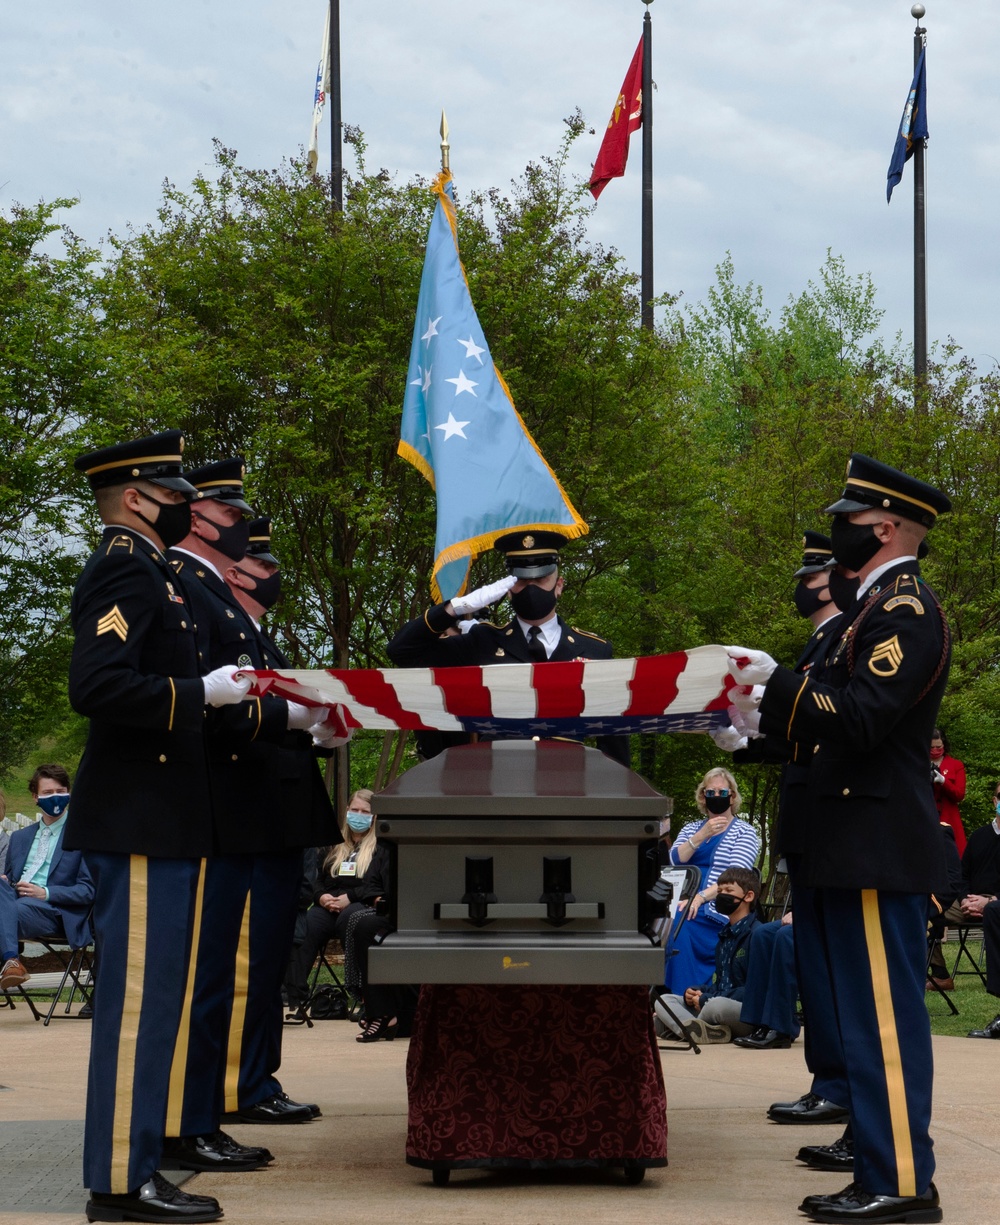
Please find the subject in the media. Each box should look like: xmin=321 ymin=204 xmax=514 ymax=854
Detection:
xmin=329 ymin=0 xmax=343 ymax=211
xmin=912 ymin=4 xmax=927 ymax=391
xmin=641 ymin=1 xmax=654 ymax=332
xmin=440 ymin=111 xmax=450 ymax=174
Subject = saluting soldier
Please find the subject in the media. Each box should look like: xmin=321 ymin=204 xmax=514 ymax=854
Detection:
xmin=387 ymin=530 xmax=630 ymax=767
xmin=728 ymin=455 xmax=951 ymax=1225
xmin=65 ymin=432 xmax=251 ymax=1225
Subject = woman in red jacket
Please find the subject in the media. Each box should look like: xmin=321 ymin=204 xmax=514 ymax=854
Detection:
xmin=932 ymin=728 xmax=967 ymax=855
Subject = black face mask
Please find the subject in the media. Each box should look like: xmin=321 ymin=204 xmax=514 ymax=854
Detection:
xmin=714 ymin=891 xmax=746 ymax=917
xmin=235 ymin=566 xmax=282 ymax=611
xmin=793 ymin=579 xmax=830 ymax=619
xmin=510 ymin=583 xmax=558 ymax=621
xmin=704 ymin=793 xmax=732 ymax=816
xmin=827 ymin=569 xmax=861 ymax=612
xmin=134 ymin=491 xmax=192 ymax=549
xmin=829 ymin=517 xmax=883 ymax=572
xmin=193 ymin=510 xmax=251 ymax=561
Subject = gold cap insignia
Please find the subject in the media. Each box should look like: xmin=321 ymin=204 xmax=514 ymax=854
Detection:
xmin=522 ymin=534 xmax=534 ymax=547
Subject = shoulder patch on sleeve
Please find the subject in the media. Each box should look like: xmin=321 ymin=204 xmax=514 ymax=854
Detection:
xmin=869 ymin=635 xmax=904 ymax=677
xmin=883 ymin=594 xmax=924 ymax=615
xmin=571 ymin=627 xmax=608 ymax=643
xmin=96 ymin=605 xmax=129 ymax=642
xmin=105 ymin=534 xmax=134 ymax=555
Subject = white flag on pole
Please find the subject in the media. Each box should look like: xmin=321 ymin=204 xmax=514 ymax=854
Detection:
xmin=307 ymin=5 xmax=331 ymax=174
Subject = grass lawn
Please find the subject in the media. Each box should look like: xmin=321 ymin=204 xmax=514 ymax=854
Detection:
xmin=926 ymin=961 xmax=997 ymax=1038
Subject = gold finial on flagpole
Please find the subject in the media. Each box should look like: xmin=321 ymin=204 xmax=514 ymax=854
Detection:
xmin=440 ymin=110 xmax=450 ymax=173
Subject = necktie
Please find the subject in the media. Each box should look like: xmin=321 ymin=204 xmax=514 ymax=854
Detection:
xmin=527 ymin=625 xmax=548 ymax=664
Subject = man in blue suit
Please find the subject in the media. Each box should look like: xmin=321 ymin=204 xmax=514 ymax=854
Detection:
xmin=0 ymin=764 xmax=94 ymax=990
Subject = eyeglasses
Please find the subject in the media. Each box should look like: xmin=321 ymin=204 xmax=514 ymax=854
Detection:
xmin=704 ymin=789 xmax=731 ymax=798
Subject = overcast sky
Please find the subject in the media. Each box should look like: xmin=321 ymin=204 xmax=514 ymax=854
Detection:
xmin=3 ymin=1 xmax=998 ymax=369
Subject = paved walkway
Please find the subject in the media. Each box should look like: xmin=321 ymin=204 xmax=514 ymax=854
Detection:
xmin=1 ymin=1006 xmax=998 ymax=1224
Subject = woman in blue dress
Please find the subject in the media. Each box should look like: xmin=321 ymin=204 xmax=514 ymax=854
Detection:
xmin=663 ymin=767 xmax=760 ymax=993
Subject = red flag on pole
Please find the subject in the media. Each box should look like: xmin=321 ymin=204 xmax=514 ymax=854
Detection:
xmin=589 ymin=38 xmax=644 ymax=200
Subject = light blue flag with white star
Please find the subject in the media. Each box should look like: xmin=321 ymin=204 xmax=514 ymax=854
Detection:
xmin=399 ymin=171 xmax=587 ymax=602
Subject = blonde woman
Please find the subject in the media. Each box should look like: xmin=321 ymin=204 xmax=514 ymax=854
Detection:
xmin=662 ymin=767 xmax=760 ymax=993
xmin=289 ymin=789 xmax=388 ymax=1007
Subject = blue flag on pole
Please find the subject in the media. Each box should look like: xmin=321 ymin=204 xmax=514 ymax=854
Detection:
xmin=399 ymin=172 xmax=587 ymax=602
xmin=886 ymin=47 xmax=928 ymax=203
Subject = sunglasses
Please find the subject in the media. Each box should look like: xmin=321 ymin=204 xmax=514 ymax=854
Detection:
xmin=704 ymin=788 xmax=731 ymax=798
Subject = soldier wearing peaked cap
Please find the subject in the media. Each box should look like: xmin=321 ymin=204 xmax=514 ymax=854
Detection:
xmin=387 ymin=530 xmax=630 ymax=767
xmin=728 ymin=454 xmax=952 ymax=1223
xmin=66 ymin=431 xmax=251 ymax=1224
xmin=163 ymin=467 xmax=336 ymax=1148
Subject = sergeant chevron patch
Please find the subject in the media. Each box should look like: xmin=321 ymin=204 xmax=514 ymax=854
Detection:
xmin=96 ymin=605 xmax=129 ymax=642
xmin=869 ymin=635 xmax=904 ymax=677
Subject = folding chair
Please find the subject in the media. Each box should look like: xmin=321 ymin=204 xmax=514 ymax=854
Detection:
xmin=285 ymin=938 xmax=359 ymax=1027
xmin=36 ymin=937 xmax=95 ymax=1025
xmin=0 ymin=981 xmax=43 ymax=1021
xmin=650 ymin=864 xmax=704 ymax=1054
xmin=948 ymin=919 xmax=987 ymax=988
xmin=757 ymin=859 xmax=792 ymax=924
xmin=925 ymin=905 xmax=958 ymax=1017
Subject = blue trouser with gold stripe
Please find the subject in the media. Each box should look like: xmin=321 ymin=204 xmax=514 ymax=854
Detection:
xmin=787 ymin=857 xmax=849 ymax=1108
xmin=164 ymin=854 xmax=251 ymax=1137
xmin=816 ymin=887 xmax=935 ymax=1198
xmin=165 ymin=852 xmax=302 ymax=1129
xmin=218 ymin=851 xmax=301 ymax=1113
xmin=82 ymin=853 xmax=203 ymax=1194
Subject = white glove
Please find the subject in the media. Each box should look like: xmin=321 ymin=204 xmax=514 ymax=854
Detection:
xmin=310 ymin=704 xmax=353 ymax=749
xmin=727 ymin=646 xmax=779 ymax=686
xmin=932 ymin=769 xmax=945 ymax=785
xmin=727 ymin=704 xmax=762 ymax=739
xmin=709 ymin=725 xmax=748 ymax=753
xmin=456 ymin=618 xmax=478 ymax=635
xmin=203 ymin=666 xmax=252 ymax=707
xmin=730 ymin=684 xmax=765 ymax=714
xmin=450 ymin=574 xmax=516 ymax=616
xmin=286 ymin=700 xmax=316 ymax=731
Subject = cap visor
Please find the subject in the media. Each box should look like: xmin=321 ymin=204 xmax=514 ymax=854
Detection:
xmin=149 ymin=475 xmax=199 ymax=495
xmin=251 ymin=550 xmax=280 ymax=566
xmin=508 ymin=563 xmax=558 ymax=580
xmin=824 ymin=496 xmax=871 ymax=515
xmin=792 ymin=562 xmax=834 ymax=578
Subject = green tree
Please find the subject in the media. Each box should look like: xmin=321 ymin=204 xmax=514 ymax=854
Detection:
xmin=0 ymin=199 xmax=105 ymax=780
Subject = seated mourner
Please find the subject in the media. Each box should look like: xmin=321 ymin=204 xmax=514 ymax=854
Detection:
xmin=0 ymin=765 xmax=94 ymax=991
xmin=287 ymin=789 xmax=388 ymax=1006
xmin=653 ymin=867 xmax=760 ymax=1045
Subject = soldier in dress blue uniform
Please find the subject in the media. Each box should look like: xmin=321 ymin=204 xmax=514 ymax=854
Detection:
xmin=386 ymin=530 xmax=630 ymax=767
xmin=731 ymin=534 xmax=855 ymax=1156
xmin=66 ymin=432 xmax=253 ymax=1225
xmin=729 ymin=455 xmax=951 ymax=1225
xmin=162 ymin=465 xmax=335 ymax=1163
xmin=217 ymin=517 xmax=342 ymax=1120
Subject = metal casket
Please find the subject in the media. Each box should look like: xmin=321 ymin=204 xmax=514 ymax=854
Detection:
xmin=368 ymin=740 xmax=667 ymax=985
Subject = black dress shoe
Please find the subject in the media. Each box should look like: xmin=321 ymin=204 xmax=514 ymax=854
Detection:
xmin=274 ymin=1089 xmax=321 ymax=1118
xmin=734 ymin=1026 xmax=793 ymax=1049
xmin=161 ymin=1130 xmax=273 ymax=1171
xmin=233 ymin=1093 xmax=313 ymax=1124
xmin=769 ymin=1092 xmax=850 ymax=1125
xmin=798 ymin=1128 xmax=854 ymax=1171
xmin=967 ymin=1012 xmax=1000 ymax=1039
xmin=86 ymin=1171 xmax=222 ymax=1222
xmin=801 ymin=1180 xmax=941 ymax=1223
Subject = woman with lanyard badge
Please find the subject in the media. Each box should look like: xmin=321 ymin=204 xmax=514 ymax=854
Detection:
xmin=663 ymin=767 xmax=760 ymax=994
xmin=288 ymin=788 xmax=389 ymax=1005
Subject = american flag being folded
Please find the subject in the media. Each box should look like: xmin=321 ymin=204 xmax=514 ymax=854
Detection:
xmin=246 ymin=645 xmax=734 ymax=738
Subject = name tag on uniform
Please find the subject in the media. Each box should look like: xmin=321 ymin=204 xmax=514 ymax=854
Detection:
xmin=338 ymin=861 xmax=358 ymax=877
